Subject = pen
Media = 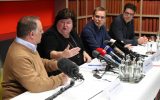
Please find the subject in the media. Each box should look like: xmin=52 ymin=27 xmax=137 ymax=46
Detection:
xmin=88 ymin=64 xmax=104 ymax=66
xmin=88 ymin=90 xmax=104 ymax=100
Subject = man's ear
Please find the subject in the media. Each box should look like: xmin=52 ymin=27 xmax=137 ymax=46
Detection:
xmin=28 ymin=31 xmax=34 ymax=38
xmin=31 ymin=31 xmax=34 ymax=36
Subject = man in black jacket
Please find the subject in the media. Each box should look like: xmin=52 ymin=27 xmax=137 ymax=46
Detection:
xmin=109 ymin=3 xmax=148 ymax=46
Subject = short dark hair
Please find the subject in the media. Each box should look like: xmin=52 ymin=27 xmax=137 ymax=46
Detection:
xmin=124 ymin=3 xmax=136 ymax=12
xmin=17 ymin=16 xmax=39 ymax=38
xmin=54 ymin=8 xmax=76 ymax=32
xmin=93 ymin=6 xmax=106 ymax=16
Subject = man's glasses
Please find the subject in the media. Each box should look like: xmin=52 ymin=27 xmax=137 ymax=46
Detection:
xmin=94 ymin=15 xmax=106 ymax=19
xmin=124 ymin=12 xmax=134 ymax=17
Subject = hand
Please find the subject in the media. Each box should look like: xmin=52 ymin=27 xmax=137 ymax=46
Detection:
xmin=143 ymin=36 xmax=148 ymax=43
xmin=62 ymin=45 xmax=81 ymax=58
xmin=59 ymin=73 xmax=69 ymax=85
xmin=138 ymin=36 xmax=148 ymax=44
xmin=124 ymin=44 xmax=132 ymax=50
xmin=83 ymin=51 xmax=92 ymax=63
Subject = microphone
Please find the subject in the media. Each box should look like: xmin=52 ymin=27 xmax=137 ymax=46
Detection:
xmin=93 ymin=48 xmax=120 ymax=67
xmin=104 ymin=40 xmax=125 ymax=58
xmin=45 ymin=80 xmax=75 ymax=100
xmin=104 ymin=45 xmax=122 ymax=63
xmin=57 ymin=58 xmax=84 ymax=80
xmin=113 ymin=40 xmax=131 ymax=54
xmin=113 ymin=40 xmax=141 ymax=58
xmin=104 ymin=40 xmax=147 ymax=60
xmin=96 ymin=48 xmax=106 ymax=56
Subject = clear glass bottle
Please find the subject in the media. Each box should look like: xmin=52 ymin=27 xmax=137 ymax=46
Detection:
xmin=119 ymin=58 xmax=125 ymax=81
xmin=124 ymin=55 xmax=131 ymax=82
xmin=156 ymin=33 xmax=160 ymax=51
xmin=134 ymin=57 xmax=143 ymax=82
xmin=129 ymin=58 xmax=136 ymax=83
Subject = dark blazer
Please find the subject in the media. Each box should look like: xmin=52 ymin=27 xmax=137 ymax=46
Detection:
xmin=109 ymin=14 xmax=138 ymax=46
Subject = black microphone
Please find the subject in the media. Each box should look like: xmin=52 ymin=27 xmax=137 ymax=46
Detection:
xmin=45 ymin=80 xmax=75 ymax=100
xmin=92 ymin=50 xmax=105 ymax=61
xmin=57 ymin=58 xmax=84 ymax=80
xmin=104 ymin=40 xmax=146 ymax=60
xmin=104 ymin=40 xmax=125 ymax=58
xmin=113 ymin=40 xmax=131 ymax=54
xmin=105 ymin=40 xmax=137 ymax=57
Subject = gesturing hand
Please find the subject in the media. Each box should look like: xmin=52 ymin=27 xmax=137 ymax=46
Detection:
xmin=62 ymin=45 xmax=81 ymax=58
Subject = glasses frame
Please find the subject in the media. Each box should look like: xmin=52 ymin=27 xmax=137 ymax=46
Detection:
xmin=123 ymin=12 xmax=134 ymax=17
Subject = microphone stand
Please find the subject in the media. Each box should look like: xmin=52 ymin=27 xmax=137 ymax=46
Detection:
xmin=93 ymin=64 xmax=111 ymax=79
xmin=45 ymin=80 xmax=75 ymax=100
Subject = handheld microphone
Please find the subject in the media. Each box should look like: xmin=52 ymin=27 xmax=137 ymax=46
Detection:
xmin=58 ymin=58 xmax=84 ymax=80
xmin=114 ymin=40 xmax=141 ymax=58
xmin=113 ymin=40 xmax=131 ymax=54
xmin=104 ymin=40 xmax=125 ymax=58
xmin=104 ymin=40 xmax=147 ymax=60
xmin=104 ymin=45 xmax=122 ymax=62
xmin=93 ymin=48 xmax=120 ymax=67
xmin=96 ymin=48 xmax=106 ymax=56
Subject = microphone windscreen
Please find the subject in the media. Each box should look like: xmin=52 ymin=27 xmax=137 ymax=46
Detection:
xmin=57 ymin=58 xmax=78 ymax=78
xmin=103 ymin=40 xmax=112 ymax=45
xmin=92 ymin=50 xmax=100 ymax=58
xmin=96 ymin=48 xmax=106 ymax=56
xmin=103 ymin=40 xmax=116 ymax=49
xmin=110 ymin=39 xmax=116 ymax=43
xmin=114 ymin=40 xmax=125 ymax=47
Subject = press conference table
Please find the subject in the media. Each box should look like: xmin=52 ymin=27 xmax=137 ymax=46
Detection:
xmin=12 ymin=45 xmax=160 ymax=100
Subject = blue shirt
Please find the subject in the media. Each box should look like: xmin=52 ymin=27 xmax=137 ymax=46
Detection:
xmin=81 ymin=20 xmax=111 ymax=56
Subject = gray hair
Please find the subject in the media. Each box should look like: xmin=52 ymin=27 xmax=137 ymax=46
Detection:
xmin=16 ymin=16 xmax=40 ymax=38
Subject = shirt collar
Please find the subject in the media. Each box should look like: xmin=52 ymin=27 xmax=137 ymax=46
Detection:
xmin=15 ymin=37 xmax=37 ymax=52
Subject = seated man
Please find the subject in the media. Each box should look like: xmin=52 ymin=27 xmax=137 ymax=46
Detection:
xmin=2 ymin=16 xmax=68 ymax=100
xmin=80 ymin=7 xmax=111 ymax=57
xmin=108 ymin=3 xmax=148 ymax=46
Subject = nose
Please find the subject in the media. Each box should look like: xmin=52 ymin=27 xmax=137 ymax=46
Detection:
xmin=63 ymin=22 xmax=68 ymax=27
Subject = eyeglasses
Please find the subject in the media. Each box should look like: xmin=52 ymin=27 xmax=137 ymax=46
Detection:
xmin=124 ymin=12 xmax=134 ymax=17
xmin=94 ymin=15 xmax=106 ymax=19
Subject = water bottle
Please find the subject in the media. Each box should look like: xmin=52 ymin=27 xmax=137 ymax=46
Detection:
xmin=134 ymin=57 xmax=143 ymax=82
xmin=129 ymin=59 xmax=136 ymax=82
xmin=119 ymin=59 xmax=125 ymax=81
xmin=124 ymin=55 xmax=131 ymax=82
xmin=156 ymin=33 xmax=160 ymax=51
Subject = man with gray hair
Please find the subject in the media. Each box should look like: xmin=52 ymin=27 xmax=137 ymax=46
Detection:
xmin=2 ymin=16 xmax=68 ymax=100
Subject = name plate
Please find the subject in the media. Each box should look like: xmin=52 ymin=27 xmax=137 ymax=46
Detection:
xmin=105 ymin=78 xmax=122 ymax=99
xmin=143 ymin=51 xmax=160 ymax=73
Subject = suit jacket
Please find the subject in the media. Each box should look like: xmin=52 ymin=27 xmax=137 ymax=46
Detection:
xmin=109 ymin=14 xmax=138 ymax=46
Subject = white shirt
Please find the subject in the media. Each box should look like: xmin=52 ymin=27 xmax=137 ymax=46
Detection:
xmin=15 ymin=37 xmax=37 ymax=52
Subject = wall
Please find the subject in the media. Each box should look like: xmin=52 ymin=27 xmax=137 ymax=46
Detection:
xmin=0 ymin=0 xmax=55 ymax=67
xmin=0 ymin=0 xmax=55 ymax=41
